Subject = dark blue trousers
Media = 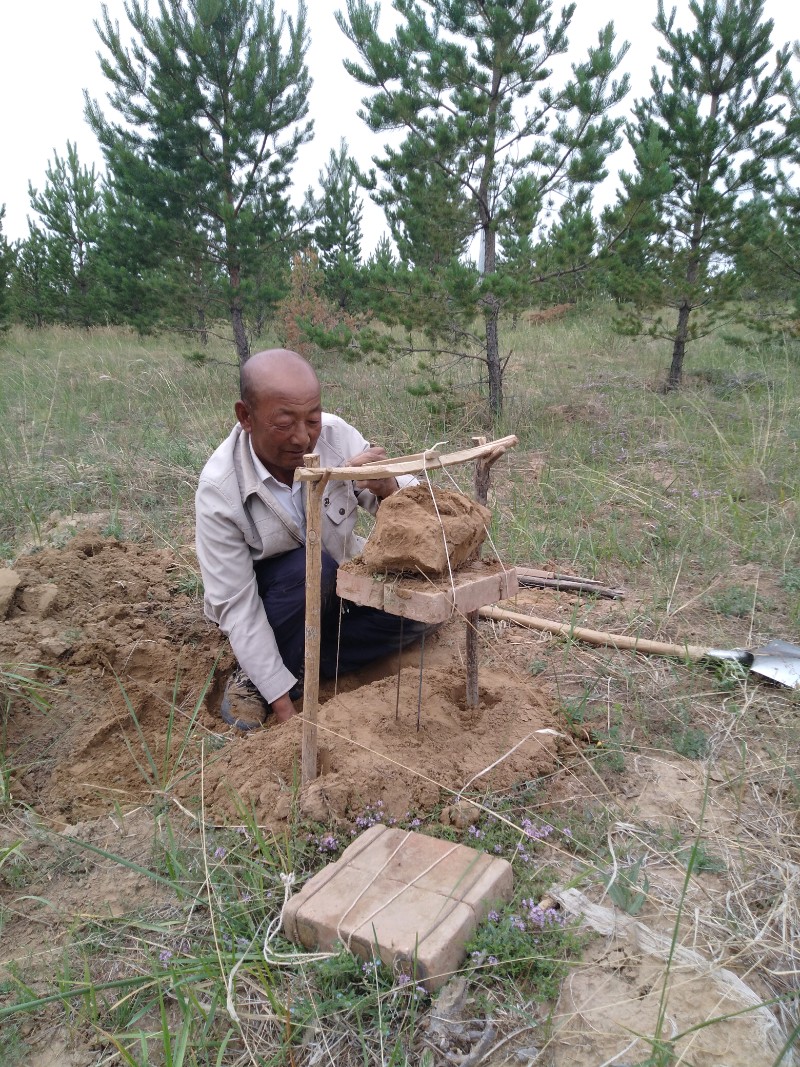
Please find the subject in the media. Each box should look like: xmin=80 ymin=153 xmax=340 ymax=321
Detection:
xmin=254 ymin=547 xmax=427 ymax=684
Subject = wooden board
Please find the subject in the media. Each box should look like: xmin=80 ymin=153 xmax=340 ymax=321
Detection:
xmin=337 ymin=560 xmax=518 ymax=623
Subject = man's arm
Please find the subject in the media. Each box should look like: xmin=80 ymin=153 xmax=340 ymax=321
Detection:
xmin=195 ymin=478 xmax=298 ymax=709
xmin=347 ymin=445 xmax=400 ymax=501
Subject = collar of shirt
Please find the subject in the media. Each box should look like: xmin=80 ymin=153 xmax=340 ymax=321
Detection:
xmin=248 ymin=437 xmax=306 ymax=527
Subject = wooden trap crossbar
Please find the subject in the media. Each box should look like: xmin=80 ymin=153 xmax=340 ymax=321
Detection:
xmin=299 ymin=435 xmax=518 ymax=785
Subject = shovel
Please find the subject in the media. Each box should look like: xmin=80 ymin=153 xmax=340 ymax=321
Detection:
xmin=478 ymin=606 xmax=800 ymax=689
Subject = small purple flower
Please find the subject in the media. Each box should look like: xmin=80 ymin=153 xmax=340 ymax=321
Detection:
xmin=212 ymin=846 xmax=227 ymax=861
xmin=409 ymin=818 xmax=421 ymax=829
xmin=562 ymin=827 xmax=573 ymax=838
xmin=487 ymin=956 xmax=498 ymax=966
xmin=521 ymin=818 xmax=554 ymax=842
xmin=397 ymin=973 xmax=412 ymax=986
xmin=467 ymin=825 xmax=484 ymax=839
xmin=487 ymin=910 xmax=499 ymax=922
xmin=527 ymin=905 xmax=546 ymax=928
xmin=159 ymin=949 xmax=173 ymax=965
xmin=241 ymin=892 xmax=252 ymax=903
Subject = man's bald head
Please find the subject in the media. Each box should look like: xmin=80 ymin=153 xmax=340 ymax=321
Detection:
xmin=240 ymin=349 xmax=319 ymax=410
xmin=235 ymin=349 xmax=323 ymax=484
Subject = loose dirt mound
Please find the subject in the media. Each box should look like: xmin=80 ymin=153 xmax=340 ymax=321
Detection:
xmin=1 ymin=533 xmax=561 ymax=827
xmin=199 ymin=664 xmax=559 ymax=826
xmin=1 ymin=532 xmax=230 ymax=823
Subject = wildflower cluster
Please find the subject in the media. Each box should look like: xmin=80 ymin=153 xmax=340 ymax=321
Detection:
xmin=354 ymin=799 xmax=387 ymax=830
xmin=314 ymin=832 xmax=340 ymax=853
xmin=395 ymin=971 xmax=429 ymax=1000
xmin=350 ymin=801 xmax=421 ymax=834
xmin=520 ymin=897 xmax=566 ymax=930
xmin=157 ymin=937 xmax=192 ymax=968
xmin=465 ymin=898 xmax=575 ymax=992
xmin=521 ymin=818 xmax=554 ymax=841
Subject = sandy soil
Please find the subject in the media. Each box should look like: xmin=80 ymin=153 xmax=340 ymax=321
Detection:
xmin=0 ymin=531 xmax=562 ymax=828
xmin=1 ymin=531 xmax=793 ymax=1067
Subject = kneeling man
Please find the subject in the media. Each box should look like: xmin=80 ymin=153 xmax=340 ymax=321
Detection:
xmin=195 ymin=348 xmax=424 ymax=728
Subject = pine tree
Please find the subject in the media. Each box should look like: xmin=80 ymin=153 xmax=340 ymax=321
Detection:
xmin=314 ymin=140 xmax=364 ymax=308
xmin=26 ymin=142 xmax=105 ymax=326
xmin=86 ymin=0 xmax=312 ymax=363
xmin=621 ymin=0 xmax=792 ymax=389
xmin=11 ymin=226 xmax=53 ymax=328
xmin=337 ymin=0 xmax=629 ymax=416
xmin=0 ymin=207 xmax=13 ymax=334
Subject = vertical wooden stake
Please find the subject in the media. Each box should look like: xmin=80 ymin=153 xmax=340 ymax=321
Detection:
xmin=302 ymin=454 xmax=324 ymax=786
xmin=465 ymin=435 xmax=489 ymax=709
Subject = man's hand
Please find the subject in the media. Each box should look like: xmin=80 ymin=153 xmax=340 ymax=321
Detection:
xmin=347 ymin=445 xmax=399 ymax=501
xmin=271 ymin=692 xmax=297 ymax=723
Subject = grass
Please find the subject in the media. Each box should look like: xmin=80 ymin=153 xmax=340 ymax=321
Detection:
xmin=1 ymin=312 xmax=799 ymax=1063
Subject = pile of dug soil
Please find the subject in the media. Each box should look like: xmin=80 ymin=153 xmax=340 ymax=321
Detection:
xmin=1 ymin=533 xmax=562 ymax=826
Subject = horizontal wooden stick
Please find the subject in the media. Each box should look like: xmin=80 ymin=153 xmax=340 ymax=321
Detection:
xmin=294 ymin=435 xmax=518 ymax=482
xmin=478 ymin=604 xmax=708 ymax=660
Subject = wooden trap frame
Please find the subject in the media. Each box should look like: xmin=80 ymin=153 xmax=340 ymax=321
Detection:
xmin=295 ymin=434 xmax=518 ymax=785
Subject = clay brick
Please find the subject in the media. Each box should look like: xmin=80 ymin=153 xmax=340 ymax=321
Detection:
xmin=283 ymin=824 xmax=513 ymax=990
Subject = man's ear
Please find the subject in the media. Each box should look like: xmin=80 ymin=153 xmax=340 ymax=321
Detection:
xmin=235 ymin=399 xmax=251 ymax=431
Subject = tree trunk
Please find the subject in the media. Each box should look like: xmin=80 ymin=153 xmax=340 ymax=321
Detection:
xmin=481 ymin=210 xmax=503 ymax=417
xmin=478 ymin=60 xmax=504 ymax=420
xmin=667 ymin=299 xmax=692 ymax=390
xmin=197 ymin=306 xmax=208 ymax=346
xmin=666 ymin=92 xmax=719 ymax=392
xmin=228 ymin=262 xmax=249 ymax=365
xmin=485 ymin=302 xmax=503 ymax=416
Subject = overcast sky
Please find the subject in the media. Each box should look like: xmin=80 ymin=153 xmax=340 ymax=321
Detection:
xmin=1 ymin=0 xmax=798 ymax=251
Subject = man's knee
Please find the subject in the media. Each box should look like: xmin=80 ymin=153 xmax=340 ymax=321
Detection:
xmin=255 ymin=550 xmax=339 ymax=639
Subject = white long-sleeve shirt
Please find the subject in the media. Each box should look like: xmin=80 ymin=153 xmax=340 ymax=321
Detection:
xmin=195 ymin=415 xmax=411 ymax=703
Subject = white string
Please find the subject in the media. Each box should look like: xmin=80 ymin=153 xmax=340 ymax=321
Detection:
xmin=419 ymin=445 xmax=459 ymax=617
xmin=225 ymin=871 xmax=338 ymax=1022
xmin=440 ymin=462 xmax=511 ymax=580
xmin=335 ymin=837 xmax=464 ymax=951
xmin=335 ymin=834 xmax=413 ymax=945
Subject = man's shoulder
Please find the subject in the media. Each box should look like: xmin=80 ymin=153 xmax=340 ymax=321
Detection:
xmin=320 ymin=411 xmax=356 ymax=433
xmin=198 ymin=425 xmax=243 ymax=487
xmin=318 ymin=413 xmax=367 ymax=464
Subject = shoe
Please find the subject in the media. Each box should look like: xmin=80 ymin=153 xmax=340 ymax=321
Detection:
xmin=220 ymin=667 xmax=269 ymax=730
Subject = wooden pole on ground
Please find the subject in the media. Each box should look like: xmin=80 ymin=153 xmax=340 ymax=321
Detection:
xmin=301 ymin=454 xmax=326 ymax=786
xmin=465 ymin=436 xmax=489 ymax=708
xmin=478 ymin=605 xmax=707 ymax=660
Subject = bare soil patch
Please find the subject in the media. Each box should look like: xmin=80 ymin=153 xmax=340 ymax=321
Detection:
xmin=1 ymin=532 xmax=562 ymax=829
xmin=2 ymin=532 xmax=796 ymax=1067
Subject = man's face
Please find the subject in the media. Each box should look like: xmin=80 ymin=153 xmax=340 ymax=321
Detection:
xmin=236 ymin=378 xmax=322 ymax=484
